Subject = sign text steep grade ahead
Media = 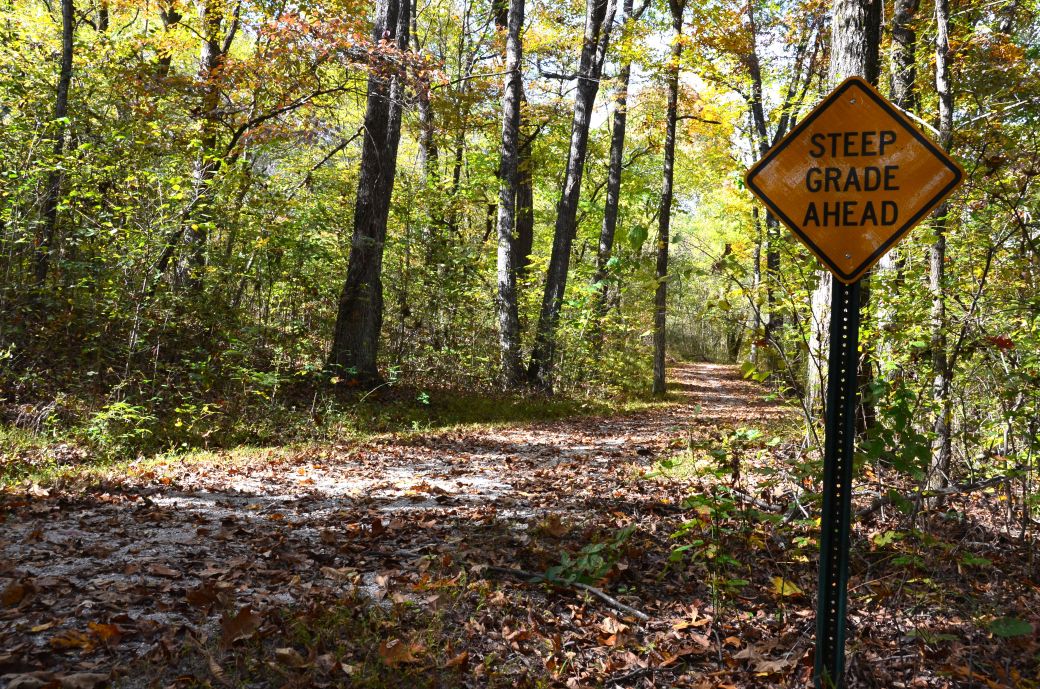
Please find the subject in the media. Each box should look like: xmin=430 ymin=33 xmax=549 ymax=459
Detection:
xmin=743 ymin=76 xmax=964 ymax=284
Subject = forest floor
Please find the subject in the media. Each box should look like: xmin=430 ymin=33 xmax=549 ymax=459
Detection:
xmin=1 ymin=363 xmax=1038 ymax=689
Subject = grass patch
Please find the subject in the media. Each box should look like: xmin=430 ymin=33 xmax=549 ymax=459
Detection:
xmin=1 ymin=384 xmax=668 ymax=490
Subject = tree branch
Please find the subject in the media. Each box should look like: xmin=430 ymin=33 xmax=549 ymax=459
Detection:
xmin=481 ymin=566 xmax=651 ymax=621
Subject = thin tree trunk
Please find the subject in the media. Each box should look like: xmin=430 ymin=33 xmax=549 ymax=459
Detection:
xmin=176 ymin=0 xmax=224 ymax=289
xmin=150 ymin=1 xmax=238 ymax=292
xmin=34 ymin=0 xmax=74 ymax=286
xmin=97 ymin=0 xmax=109 ymax=32
xmin=328 ymin=0 xmax=411 ymax=382
xmin=889 ymin=0 xmax=920 ymax=111
xmin=156 ymin=5 xmax=182 ymax=79
xmin=527 ymin=0 xmax=616 ymax=389
xmin=653 ymin=0 xmax=684 ymax=395
xmin=927 ymin=0 xmax=954 ymax=497
xmin=514 ymin=86 xmax=535 ymax=279
xmin=413 ymin=1 xmax=437 ymax=178
xmin=592 ymin=0 xmax=637 ymax=336
xmin=871 ymin=0 xmax=920 ymax=420
xmin=750 ymin=204 xmax=763 ymax=364
xmin=494 ymin=0 xmax=525 ymax=387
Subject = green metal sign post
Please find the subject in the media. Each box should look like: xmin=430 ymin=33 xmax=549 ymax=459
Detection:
xmin=814 ymin=278 xmax=861 ymax=688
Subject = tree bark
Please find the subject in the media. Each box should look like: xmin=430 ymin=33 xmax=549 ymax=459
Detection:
xmin=156 ymin=4 xmax=183 ymax=80
xmin=34 ymin=0 xmax=74 ymax=286
xmin=175 ymin=0 xmax=225 ymax=289
xmin=514 ymin=114 xmax=535 ymax=278
xmin=743 ymin=3 xmax=822 ymax=366
xmin=889 ymin=0 xmax=920 ymax=111
xmin=807 ymin=0 xmax=880 ymax=412
xmin=526 ymin=0 xmax=616 ymax=390
xmin=872 ymin=0 xmax=919 ymax=411
xmin=328 ymin=0 xmax=411 ymax=382
xmin=591 ymin=0 xmax=640 ymax=339
xmin=927 ymin=0 xmax=954 ymax=497
xmin=494 ymin=0 xmax=525 ymax=387
xmin=653 ymin=0 xmax=684 ymax=395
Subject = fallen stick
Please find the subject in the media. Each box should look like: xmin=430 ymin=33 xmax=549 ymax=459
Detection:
xmin=727 ymin=488 xmax=785 ymax=513
xmin=606 ymin=665 xmax=654 ymax=685
xmin=857 ymin=471 xmax=1023 ymax=519
xmin=481 ymin=565 xmax=651 ymax=622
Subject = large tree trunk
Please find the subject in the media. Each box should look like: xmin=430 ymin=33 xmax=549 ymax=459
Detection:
xmin=328 ymin=0 xmax=411 ymax=383
xmin=526 ymin=0 xmax=616 ymax=390
xmin=494 ymin=0 xmax=525 ymax=387
xmin=653 ymin=0 xmax=684 ymax=395
xmin=592 ymin=0 xmax=637 ymax=334
xmin=34 ymin=0 xmax=74 ymax=286
xmin=927 ymin=0 xmax=954 ymax=497
xmin=807 ymin=0 xmax=881 ymax=413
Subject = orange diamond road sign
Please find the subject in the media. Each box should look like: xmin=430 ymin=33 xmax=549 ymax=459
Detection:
xmin=745 ymin=76 xmax=964 ymax=283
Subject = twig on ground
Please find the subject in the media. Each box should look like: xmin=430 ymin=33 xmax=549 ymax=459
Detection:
xmin=728 ymin=488 xmax=785 ymax=513
xmin=606 ymin=665 xmax=654 ymax=685
xmin=857 ymin=470 xmax=1024 ymax=519
xmin=481 ymin=565 xmax=651 ymax=622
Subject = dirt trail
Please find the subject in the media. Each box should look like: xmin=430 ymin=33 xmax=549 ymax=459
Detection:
xmin=0 ymin=363 xmax=794 ymax=686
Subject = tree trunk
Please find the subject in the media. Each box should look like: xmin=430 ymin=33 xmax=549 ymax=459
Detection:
xmin=526 ymin=0 xmax=616 ymax=390
xmin=149 ymin=1 xmax=235 ymax=292
xmin=328 ymin=0 xmax=411 ymax=383
xmin=807 ymin=0 xmax=881 ymax=412
xmin=514 ymin=119 xmax=535 ymax=278
xmin=156 ymin=5 xmax=183 ymax=80
xmin=494 ymin=0 xmax=525 ymax=387
xmin=871 ymin=0 xmax=919 ymax=419
xmin=175 ymin=0 xmax=224 ymax=289
xmin=927 ymin=0 xmax=954 ymax=497
xmin=592 ymin=0 xmax=637 ymax=335
xmin=889 ymin=0 xmax=920 ymax=111
xmin=97 ymin=0 xmax=109 ymax=32
xmin=750 ymin=203 xmax=763 ymax=364
xmin=34 ymin=0 xmax=74 ymax=286
xmin=653 ymin=0 xmax=684 ymax=396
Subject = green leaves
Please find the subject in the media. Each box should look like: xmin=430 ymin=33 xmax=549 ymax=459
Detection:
xmin=988 ymin=617 xmax=1034 ymax=638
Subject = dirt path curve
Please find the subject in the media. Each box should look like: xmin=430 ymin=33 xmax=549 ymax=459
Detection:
xmin=0 ymin=363 xmax=794 ymax=686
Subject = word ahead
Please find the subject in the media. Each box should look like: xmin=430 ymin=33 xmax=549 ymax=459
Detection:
xmin=745 ymin=77 xmax=963 ymax=283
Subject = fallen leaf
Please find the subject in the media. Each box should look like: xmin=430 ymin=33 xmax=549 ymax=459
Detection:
xmin=186 ymin=583 xmax=219 ymax=610
xmin=146 ymin=563 xmax=181 ymax=579
xmin=59 ymin=673 xmax=110 ymax=689
xmin=3 ymin=673 xmax=53 ymax=689
xmin=221 ymin=606 xmax=262 ymax=646
xmin=444 ymin=651 xmax=468 ymax=668
xmin=541 ymin=513 xmax=570 ymax=538
xmin=378 ymin=638 xmax=424 ymax=666
xmin=29 ymin=621 xmax=57 ymax=633
xmin=274 ymin=647 xmax=308 ymax=667
xmin=770 ymin=576 xmax=804 ymax=598
xmin=87 ymin=622 xmax=121 ymax=644
xmin=2 ymin=581 xmax=31 ymax=608
xmin=50 ymin=630 xmax=94 ymax=652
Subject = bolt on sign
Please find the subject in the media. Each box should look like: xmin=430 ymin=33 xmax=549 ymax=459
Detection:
xmin=745 ymin=76 xmax=963 ymax=283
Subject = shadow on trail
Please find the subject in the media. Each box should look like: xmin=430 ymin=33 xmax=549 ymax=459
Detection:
xmin=1 ymin=363 xmax=1034 ymax=688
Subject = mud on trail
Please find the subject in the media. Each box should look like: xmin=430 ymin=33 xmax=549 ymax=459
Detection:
xmin=1 ymin=364 xmax=1036 ymax=689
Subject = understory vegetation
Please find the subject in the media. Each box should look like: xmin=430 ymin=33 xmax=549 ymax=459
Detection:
xmin=2 ymin=0 xmax=1040 ymax=686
